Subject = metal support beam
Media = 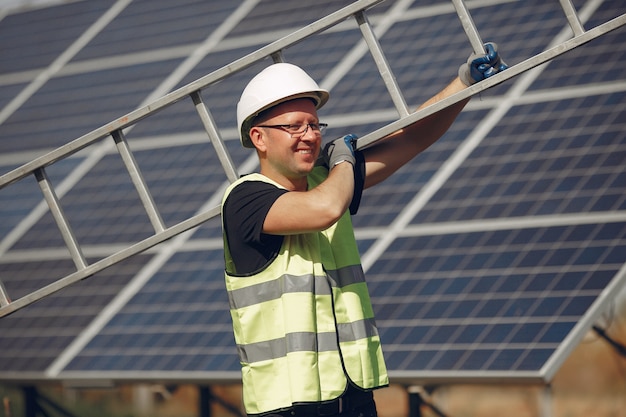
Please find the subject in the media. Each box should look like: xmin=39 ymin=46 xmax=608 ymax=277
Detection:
xmin=355 ymin=10 xmax=410 ymax=117
xmin=0 ymin=277 xmax=10 ymax=308
xmin=559 ymin=0 xmax=585 ymax=36
xmin=451 ymin=0 xmax=485 ymax=54
xmin=112 ymin=129 xmax=166 ymax=233
xmin=35 ymin=168 xmax=87 ymax=270
xmin=190 ymin=92 xmax=239 ymax=183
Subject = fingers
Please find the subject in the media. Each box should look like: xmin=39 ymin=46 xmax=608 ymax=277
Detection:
xmin=324 ymin=134 xmax=357 ymax=168
xmin=459 ymin=42 xmax=508 ymax=85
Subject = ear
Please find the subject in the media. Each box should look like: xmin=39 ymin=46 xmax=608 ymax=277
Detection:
xmin=249 ymin=126 xmax=268 ymax=152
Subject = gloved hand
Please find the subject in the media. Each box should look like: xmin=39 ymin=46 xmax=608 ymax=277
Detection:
xmin=458 ymin=42 xmax=508 ymax=86
xmin=323 ymin=134 xmax=357 ymax=168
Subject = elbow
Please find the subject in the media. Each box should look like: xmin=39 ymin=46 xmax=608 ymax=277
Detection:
xmin=316 ymin=202 xmax=348 ymax=230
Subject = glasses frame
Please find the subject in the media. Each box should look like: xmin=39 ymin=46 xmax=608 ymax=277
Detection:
xmin=256 ymin=123 xmax=328 ymax=138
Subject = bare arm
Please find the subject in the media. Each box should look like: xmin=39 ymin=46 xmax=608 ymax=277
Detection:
xmin=263 ymin=162 xmax=355 ymax=235
xmin=262 ymin=77 xmax=467 ymax=234
xmin=362 ymin=76 xmax=470 ymax=188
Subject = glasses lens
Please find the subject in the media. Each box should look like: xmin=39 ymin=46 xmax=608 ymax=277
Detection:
xmin=292 ymin=124 xmax=309 ymax=136
xmin=286 ymin=123 xmax=327 ymax=138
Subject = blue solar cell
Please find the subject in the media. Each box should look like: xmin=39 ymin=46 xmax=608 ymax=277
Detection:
xmin=594 ymin=194 xmax=624 ymax=211
xmin=408 ymin=350 xmax=439 ymax=370
xmin=525 ymin=274 xmax=554 ymax=292
xmin=402 ymin=326 xmax=430 ymax=345
xmin=1 ymin=61 xmax=185 ymax=153
xmin=476 ymin=300 xmax=508 ymax=318
xmin=200 ymin=354 xmax=240 ymax=372
xmin=447 ymin=300 xmax=476 ymax=319
xmin=583 ymin=270 xmax=615 ymax=291
xmin=480 ymin=324 xmax=514 ymax=344
xmin=379 ymin=326 xmax=403 ymax=343
xmin=539 ymin=322 xmax=575 ymax=343
xmin=74 ymin=0 xmax=240 ymax=61
xmin=422 ymin=302 xmax=450 ymax=320
xmin=517 ymin=349 xmax=555 ymax=371
xmin=551 ymin=272 xmax=581 ymax=291
xmin=490 ymin=349 xmax=527 ymax=371
xmin=470 ymin=275 xmax=502 ymax=293
xmin=0 ymin=1 xmax=116 ymax=72
xmin=531 ymin=296 xmax=568 ymax=318
xmin=0 ymin=84 xmax=28 ymax=113
xmin=491 ymin=251 xmax=519 ymax=269
xmin=462 ymin=350 xmax=496 ymax=370
xmin=432 ymin=350 xmax=466 ymax=370
xmin=502 ymin=298 xmax=536 ymax=318
xmin=574 ymin=246 xmax=609 ymax=266
xmin=508 ymin=201 xmax=536 ymax=217
xmin=561 ymin=296 xmax=596 ymax=316
xmin=455 ymin=325 xmax=485 ymax=344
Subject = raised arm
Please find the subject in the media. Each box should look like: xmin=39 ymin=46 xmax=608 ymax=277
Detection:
xmin=362 ymin=43 xmax=507 ymax=188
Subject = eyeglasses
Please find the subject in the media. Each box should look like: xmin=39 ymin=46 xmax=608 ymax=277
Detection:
xmin=256 ymin=123 xmax=328 ymax=138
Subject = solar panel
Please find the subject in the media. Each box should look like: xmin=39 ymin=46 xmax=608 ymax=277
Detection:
xmin=0 ymin=0 xmax=624 ymax=389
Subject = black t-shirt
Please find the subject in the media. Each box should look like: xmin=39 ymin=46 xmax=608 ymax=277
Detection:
xmin=223 ymin=152 xmax=365 ymax=276
xmin=222 ymin=180 xmax=288 ymax=275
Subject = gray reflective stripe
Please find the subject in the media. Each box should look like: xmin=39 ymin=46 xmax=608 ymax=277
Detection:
xmin=325 ymin=264 xmax=365 ymax=287
xmin=238 ymin=331 xmax=339 ymax=363
xmin=237 ymin=319 xmax=379 ymax=363
xmin=338 ymin=317 xmax=380 ymax=341
xmin=228 ymin=265 xmax=365 ymax=309
xmin=228 ymin=274 xmax=331 ymax=309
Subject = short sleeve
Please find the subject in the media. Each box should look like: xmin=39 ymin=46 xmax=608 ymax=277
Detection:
xmin=222 ymin=180 xmax=288 ymax=275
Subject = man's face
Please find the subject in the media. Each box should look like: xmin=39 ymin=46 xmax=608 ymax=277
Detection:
xmin=252 ymin=98 xmax=322 ymax=183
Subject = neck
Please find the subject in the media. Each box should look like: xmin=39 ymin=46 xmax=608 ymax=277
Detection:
xmin=260 ymin=168 xmax=308 ymax=191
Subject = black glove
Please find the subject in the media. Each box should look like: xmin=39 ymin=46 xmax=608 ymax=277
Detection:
xmin=323 ymin=134 xmax=357 ymax=168
xmin=458 ymin=42 xmax=508 ymax=86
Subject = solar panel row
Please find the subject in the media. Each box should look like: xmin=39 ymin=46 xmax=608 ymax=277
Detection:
xmin=0 ymin=0 xmax=624 ymax=386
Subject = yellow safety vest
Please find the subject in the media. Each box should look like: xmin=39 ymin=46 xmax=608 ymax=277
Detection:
xmin=222 ymin=168 xmax=388 ymax=415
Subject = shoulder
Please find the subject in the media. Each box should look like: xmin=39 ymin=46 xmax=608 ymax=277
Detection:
xmin=223 ymin=173 xmax=284 ymax=204
xmin=222 ymin=175 xmax=288 ymax=219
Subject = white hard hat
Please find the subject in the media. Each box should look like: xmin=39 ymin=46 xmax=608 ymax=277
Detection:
xmin=237 ymin=63 xmax=329 ymax=148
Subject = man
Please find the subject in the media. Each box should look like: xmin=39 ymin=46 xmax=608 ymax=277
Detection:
xmin=222 ymin=44 xmax=506 ymax=417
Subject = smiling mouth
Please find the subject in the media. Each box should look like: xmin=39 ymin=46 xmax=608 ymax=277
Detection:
xmin=296 ymin=148 xmax=317 ymax=155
